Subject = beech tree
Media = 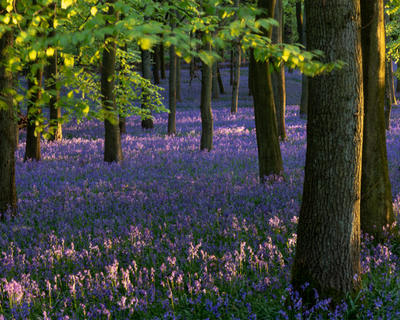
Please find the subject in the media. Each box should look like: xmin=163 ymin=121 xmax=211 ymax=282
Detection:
xmin=230 ymin=0 xmax=240 ymax=114
xmin=168 ymin=10 xmax=177 ymax=135
xmin=291 ymin=0 xmax=363 ymax=304
xmin=141 ymin=34 xmax=154 ymax=129
xmin=200 ymin=39 xmax=213 ymax=151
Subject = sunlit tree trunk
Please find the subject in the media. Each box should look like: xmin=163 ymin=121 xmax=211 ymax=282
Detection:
xmin=0 ymin=26 xmax=16 ymax=220
xmin=200 ymin=39 xmax=213 ymax=151
xmin=291 ymin=0 xmax=363 ymax=305
xmin=250 ymin=0 xmax=283 ymax=181
xmin=271 ymin=0 xmax=286 ymax=140
xmin=102 ymin=0 xmax=123 ymax=163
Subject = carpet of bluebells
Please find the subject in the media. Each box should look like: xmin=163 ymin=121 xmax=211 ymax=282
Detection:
xmin=1 ymin=64 xmax=400 ymax=320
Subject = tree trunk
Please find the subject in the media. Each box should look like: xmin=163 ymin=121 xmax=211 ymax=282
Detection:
xmin=291 ymin=0 xmax=363 ymax=305
xmin=250 ymin=0 xmax=283 ymax=181
xmin=248 ymin=57 xmax=253 ymax=96
xmin=212 ymin=60 xmax=219 ymax=100
xmin=102 ymin=0 xmax=123 ymax=163
xmin=176 ymin=56 xmax=181 ymax=102
xmin=153 ymin=44 xmax=160 ymax=85
xmin=168 ymin=12 xmax=177 ymax=135
xmin=385 ymin=58 xmax=392 ymax=130
xmin=0 ymin=28 xmax=17 ymax=220
xmin=24 ymin=65 xmax=42 ymax=162
xmin=141 ymin=44 xmax=154 ymax=129
xmin=296 ymin=1 xmax=303 ymax=45
xmin=230 ymin=49 xmax=234 ymax=85
xmin=389 ymin=58 xmax=396 ymax=104
xmin=160 ymin=43 xmax=166 ymax=80
xmin=271 ymin=0 xmax=286 ymax=140
xmin=299 ymin=3 xmax=308 ymax=117
xmin=46 ymin=2 xmax=61 ymax=142
xmin=200 ymin=40 xmax=213 ymax=151
xmin=359 ymin=0 xmax=395 ymax=240
xmin=217 ymin=64 xmax=225 ymax=94
xmin=231 ymin=0 xmax=240 ymax=113
xmin=119 ymin=43 xmax=127 ymax=135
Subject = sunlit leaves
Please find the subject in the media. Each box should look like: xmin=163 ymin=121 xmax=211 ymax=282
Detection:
xmin=61 ymin=0 xmax=75 ymax=9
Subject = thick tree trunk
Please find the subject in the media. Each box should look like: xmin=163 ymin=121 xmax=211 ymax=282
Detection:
xmin=46 ymin=3 xmax=61 ymax=142
xmin=299 ymin=5 xmax=308 ymax=117
xmin=217 ymin=64 xmax=225 ymax=94
xmin=153 ymin=44 xmax=160 ymax=85
xmin=271 ymin=0 xmax=286 ymax=140
xmin=160 ymin=43 xmax=166 ymax=80
xmin=250 ymin=0 xmax=283 ymax=181
xmin=359 ymin=0 xmax=395 ymax=240
xmin=24 ymin=66 xmax=42 ymax=162
xmin=102 ymin=0 xmax=123 ymax=163
xmin=291 ymin=0 xmax=363 ymax=305
xmin=0 ymin=28 xmax=17 ymax=220
xmin=168 ymin=13 xmax=177 ymax=135
xmin=212 ymin=60 xmax=219 ymax=100
xmin=176 ymin=56 xmax=181 ymax=102
xmin=296 ymin=1 xmax=303 ymax=45
xmin=200 ymin=40 xmax=213 ymax=151
xmin=141 ymin=45 xmax=154 ymax=129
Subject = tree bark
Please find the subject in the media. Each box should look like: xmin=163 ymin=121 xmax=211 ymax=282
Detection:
xmin=291 ymin=0 xmax=363 ymax=305
xmin=385 ymin=58 xmax=392 ymax=130
xmin=102 ymin=0 xmax=123 ymax=163
xmin=250 ymin=0 xmax=283 ymax=181
xmin=217 ymin=64 xmax=225 ymax=94
xmin=271 ymin=0 xmax=286 ymax=140
xmin=299 ymin=4 xmax=308 ymax=117
xmin=389 ymin=58 xmax=396 ymax=104
xmin=24 ymin=64 xmax=42 ymax=162
xmin=141 ymin=44 xmax=154 ymax=129
xmin=46 ymin=2 xmax=61 ymax=142
xmin=200 ymin=40 xmax=213 ymax=151
xmin=230 ymin=49 xmax=234 ymax=85
xmin=153 ymin=44 xmax=160 ymax=85
xmin=359 ymin=0 xmax=395 ymax=240
xmin=119 ymin=43 xmax=127 ymax=135
xmin=160 ymin=43 xmax=166 ymax=80
xmin=231 ymin=0 xmax=240 ymax=113
xmin=0 ymin=27 xmax=17 ymax=220
xmin=295 ymin=1 xmax=303 ymax=45
xmin=176 ymin=56 xmax=181 ymax=102
xmin=212 ymin=60 xmax=219 ymax=100
xmin=168 ymin=12 xmax=177 ymax=135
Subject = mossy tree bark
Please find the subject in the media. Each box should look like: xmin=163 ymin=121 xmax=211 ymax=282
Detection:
xmin=250 ymin=0 xmax=283 ymax=181
xmin=291 ymin=0 xmax=363 ymax=305
xmin=141 ymin=42 xmax=154 ymax=129
xmin=271 ymin=0 xmax=286 ymax=140
xmin=200 ymin=40 xmax=213 ymax=151
xmin=102 ymin=0 xmax=123 ymax=163
xmin=0 ymin=27 xmax=17 ymax=220
xmin=46 ymin=2 xmax=61 ymax=142
xmin=360 ymin=0 xmax=395 ymax=240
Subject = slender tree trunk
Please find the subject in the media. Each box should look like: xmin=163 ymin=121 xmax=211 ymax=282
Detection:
xmin=24 ymin=65 xmax=42 ymax=162
xmin=231 ymin=0 xmax=240 ymax=113
xmin=119 ymin=43 xmax=127 ymax=134
xmin=217 ymin=64 xmax=225 ymax=94
xmin=176 ymin=56 xmax=181 ymax=102
xmin=212 ymin=60 xmax=219 ymax=100
xmin=200 ymin=39 xmax=213 ymax=151
xmin=0 ymin=27 xmax=17 ymax=220
xmin=291 ymin=0 xmax=363 ymax=305
xmin=153 ymin=44 xmax=160 ymax=85
xmin=359 ymin=0 xmax=395 ymax=240
xmin=397 ymin=62 xmax=400 ymax=92
xmin=230 ymin=50 xmax=234 ymax=85
xmin=13 ymin=76 xmax=19 ymax=150
xmin=141 ymin=45 xmax=154 ymax=129
xmin=385 ymin=59 xmax=392 ymax=130
xmin=299 ymin=3 xmax=308 ymax=117
xmin=102 ymin=0 xmax=123 ymax=163
xmin=271 ymin=0 xmax=286 ymax=140
xmin=250 ymin=0 xmax=283 ymax=181
xmin=47 ymin=2 xmax=61 ymax=142
xmin=160 ymin=43 xmax=166 ymax=80
xmin=168 ymin=12 xmax=177 ymax=134
xmin=296 ymin=1 xmax=303 ymax=45
xmin=389 ymin=58 xmax=396 ymax=104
